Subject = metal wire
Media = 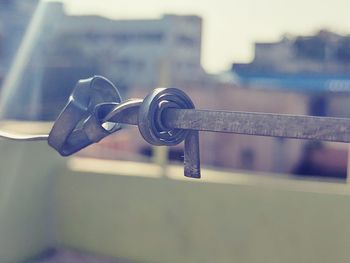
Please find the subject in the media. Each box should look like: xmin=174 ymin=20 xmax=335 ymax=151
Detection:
xmin=0 ymin=131 xmax=48 ymax=141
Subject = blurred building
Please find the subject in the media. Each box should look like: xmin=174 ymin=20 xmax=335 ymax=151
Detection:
xmin=54 ymin=13 xmax=205 ymax=89
xmin=229 ymin=30 xmax=350 ymax=178
xmin=0 ymin=0 xmax=39 ymax=79
xmin=1 ymin=2 xmax=206 ymax=90
xmin=232 ymin=30 xmax=350 ymax=92
xmin=0 ymin=1 xmax=208 ymax=120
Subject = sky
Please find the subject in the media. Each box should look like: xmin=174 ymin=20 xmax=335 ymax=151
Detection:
xmin=59 ymin=0 xmax=350 ymax=73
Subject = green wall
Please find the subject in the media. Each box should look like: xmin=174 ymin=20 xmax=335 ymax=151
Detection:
xmin=55 ymin=166 xmax=350 ymax=263
xmin=1 ymin=141 xmax=350 ymax=263
xmin=0 ymin=141 xmax=62 ymax=263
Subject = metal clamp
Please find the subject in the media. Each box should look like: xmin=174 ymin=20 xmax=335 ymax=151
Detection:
xmin=48 ymin=76 xmax=122 ymax=156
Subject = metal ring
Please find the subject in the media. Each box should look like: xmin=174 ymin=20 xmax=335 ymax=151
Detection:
xmin=48 ymin=76 xmax=122 ymax=156
xmin=138 ymin=88 xmax=195 ymax=146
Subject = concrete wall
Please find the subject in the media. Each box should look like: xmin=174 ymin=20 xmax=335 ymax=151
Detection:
xmin=55 ymin=158 xmax=350 ymax=263
xmin=0 ymin=141 xmax=62 ymax=263
xmin=1 ymin=141 xmax=350 ymax=263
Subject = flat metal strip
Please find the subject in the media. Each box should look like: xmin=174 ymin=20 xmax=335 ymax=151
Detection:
xmin=162 ymin=108 xmax=350 ymax=143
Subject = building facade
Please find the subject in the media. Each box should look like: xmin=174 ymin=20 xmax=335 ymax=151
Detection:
xmin=0 ymin=0 xmax=39 ymax=79
xmin=53 ymin=11 xmax=205 ymax=89
xmin=0 ymin=2 xmax=207 ymax=120
xmin=232 ymin=30 xmax=350 ymax=92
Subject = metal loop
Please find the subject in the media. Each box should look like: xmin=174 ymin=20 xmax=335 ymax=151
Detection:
xmin=138 ymin=88 xmax=194 ymax=146
xmin=48 ymin=76 xmax=122 ymax=156
xmin=82 ymin=102 xmax=119 ymax=143
xmin=138 ymin=88 xmax=201 ymax=178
